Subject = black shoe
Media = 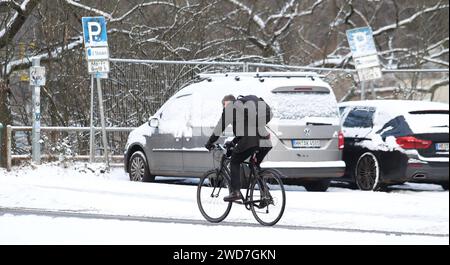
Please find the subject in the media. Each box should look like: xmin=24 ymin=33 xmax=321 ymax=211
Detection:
xmin=224 ymin=191 xmax=243 ymax=202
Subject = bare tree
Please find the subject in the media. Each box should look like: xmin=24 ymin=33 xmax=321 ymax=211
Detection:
xmin=1 ymin=0 xmax=41 ymax=166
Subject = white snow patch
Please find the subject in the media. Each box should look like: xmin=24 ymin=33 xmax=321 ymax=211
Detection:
xmin=0 ymin=214 xmax=446 ymax=245
xmin=0 ymin=163 xmax=448 ymax=244
xmin=125 ymin=123 xmax=152 ymax=150
xmin=405 ymin=113 xmax=449 ymax=134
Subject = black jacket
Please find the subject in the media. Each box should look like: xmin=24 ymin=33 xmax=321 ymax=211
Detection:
xmin=206 ymin=99 xmax=271 ymax=153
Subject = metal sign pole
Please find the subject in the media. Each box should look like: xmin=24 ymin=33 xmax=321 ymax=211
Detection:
xmin=361 ymin=81 xmax=365 ymax=100
xmin=96 ymin=75 xmax=110 ymax=170
xmin=82 ymin=16 xmax=110 ymax=169
xmin=371 ymin=81 xmax=376 ymax=99
xmin=89 ymin=74 xmax=95 ymax=163
xmin=31 ymin=58 xmax=41 ymax=164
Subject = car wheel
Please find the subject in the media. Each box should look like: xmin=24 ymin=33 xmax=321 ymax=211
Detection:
xmin=304 ymin=180 xmax=330 ymax=192
xmin=355 ymin=152 xmax=382 ymax=191
xmin=442 ymin=183 xmax=449 ymax=191
xmin=129 ymin=151 xmax=155 ymax=182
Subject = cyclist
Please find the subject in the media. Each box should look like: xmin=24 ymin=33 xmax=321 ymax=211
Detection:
xmin=205 ymin=94 xmax=272 ymax=202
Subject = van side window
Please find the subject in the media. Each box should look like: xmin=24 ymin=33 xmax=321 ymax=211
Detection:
xmin=158 ymin=95 xmax=193 ymax=136
xmin=161 ymin=95 xmax=192 ymax=122
xmin=343 ymin=107 xmax=375 ymax=128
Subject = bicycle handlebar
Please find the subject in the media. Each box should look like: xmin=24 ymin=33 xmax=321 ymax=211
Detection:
xmin=214 ymin=143 xmax=226 ymax=151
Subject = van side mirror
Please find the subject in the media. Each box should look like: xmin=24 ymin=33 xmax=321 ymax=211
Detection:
xmin=149 ymin=117 xmax=160 ymax=128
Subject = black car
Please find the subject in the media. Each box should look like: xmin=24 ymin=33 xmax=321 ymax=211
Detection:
xmin=338 ymin=100 xmax=449 ymax=191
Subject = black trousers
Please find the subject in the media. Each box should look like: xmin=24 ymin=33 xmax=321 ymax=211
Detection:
xmin=229 ymin=146 xmax=272 ymax=192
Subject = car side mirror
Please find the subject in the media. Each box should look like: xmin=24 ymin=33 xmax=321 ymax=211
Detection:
xmin=149 ymin=117 xmax=160 ymax=128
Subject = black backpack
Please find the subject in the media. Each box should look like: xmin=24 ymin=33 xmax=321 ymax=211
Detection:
xmin=236 ymin=95 xmax=273 ymax=125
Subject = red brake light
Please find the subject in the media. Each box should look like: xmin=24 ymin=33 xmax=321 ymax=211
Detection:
xmin=396 ymin=136 xmax=432 ymax=149
xmin=338 ymin=131 xmax=345 ymax=150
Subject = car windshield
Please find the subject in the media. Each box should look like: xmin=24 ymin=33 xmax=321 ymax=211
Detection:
xmin=269 ymin=92 xmax=339 ymax=120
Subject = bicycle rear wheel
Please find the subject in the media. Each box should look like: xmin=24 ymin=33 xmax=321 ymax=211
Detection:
xmin=250 ymin=169 xmax=286 ymax=226
xmin=197 ymin=169 xmax=233 ymax=223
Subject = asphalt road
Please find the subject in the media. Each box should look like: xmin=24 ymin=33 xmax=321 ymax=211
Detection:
xmin=1 ymin=206 xmax=448 ymax=238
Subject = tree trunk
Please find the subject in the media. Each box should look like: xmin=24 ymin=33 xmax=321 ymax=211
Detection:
xmin=0 ymin=79 xmax=12 ymax=168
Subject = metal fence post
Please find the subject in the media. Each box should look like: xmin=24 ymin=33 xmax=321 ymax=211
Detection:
xmin=0 ymin=122 xmax=3 ymax=167
xmin=6 ymin=125 xmax=11 ymax=171
xmin=243 ymin=62 xmax=249 ymax=72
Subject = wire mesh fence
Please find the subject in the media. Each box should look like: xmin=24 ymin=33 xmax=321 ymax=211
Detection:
xmin=103 ymin=59 xmax=247 ymax=127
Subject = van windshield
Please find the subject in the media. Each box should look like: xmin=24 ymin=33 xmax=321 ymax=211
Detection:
xmin=269 ymin=92 xmax=339 ymax=120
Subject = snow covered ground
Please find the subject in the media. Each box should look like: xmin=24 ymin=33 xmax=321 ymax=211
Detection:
xmin=0 ymin=162 xmax=448 ymax=245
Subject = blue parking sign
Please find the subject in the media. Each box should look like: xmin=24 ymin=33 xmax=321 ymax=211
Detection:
xmin=82 ymin=16 xmax=108 ymax=47
xmin=346 ymin=27 xmax=377 ymax=58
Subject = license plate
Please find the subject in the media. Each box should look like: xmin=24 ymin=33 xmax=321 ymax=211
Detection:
xmin=436 ymin=143 xmax=449 ymax=152
xmin=292 ymin=139 xmax=321 ymax=148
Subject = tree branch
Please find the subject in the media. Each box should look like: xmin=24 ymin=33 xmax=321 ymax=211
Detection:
xmin=0 ymin=0 xmax=40 ymax=49
xmin=64 ymin=0 xmax=112 ymax=19
xmin=3 ymin=36 xmax=83 ymax=75
xmin=373 ymin=2 xmax=449 ymax=36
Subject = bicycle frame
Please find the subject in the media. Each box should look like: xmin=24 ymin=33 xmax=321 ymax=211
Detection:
xmin=216 ymin=147 xmax=268 ymax=210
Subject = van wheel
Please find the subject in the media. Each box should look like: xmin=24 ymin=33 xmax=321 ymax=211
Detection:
xmin=304 ymin=180 xmax=330 ymax=192
xmin=442 ymin=183 xmax=449 ymax=191
xmin=355 ymin=152 xmax=382 ymax=191
xmin=129 ymin=151 xmax=155 ymax=182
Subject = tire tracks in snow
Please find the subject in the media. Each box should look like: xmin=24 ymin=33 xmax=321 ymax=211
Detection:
xmin=1 ymin=206 xmax=448 ymax=238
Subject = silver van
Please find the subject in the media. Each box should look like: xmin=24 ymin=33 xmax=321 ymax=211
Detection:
xmin=124 ymin=72 xmax=345 ymax=191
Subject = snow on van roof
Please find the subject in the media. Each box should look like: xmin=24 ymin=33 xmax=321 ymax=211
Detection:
xmin=198 ymin=71 xmax=321 ymax=79
xmin=338 ymin=100 xmax=449 ymax=114
xmin=173 ymin=73 xmax=332 ymax=99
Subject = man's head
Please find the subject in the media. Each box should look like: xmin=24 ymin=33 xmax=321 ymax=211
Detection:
xmin=221 ymin=94 xmax=236 ymax=108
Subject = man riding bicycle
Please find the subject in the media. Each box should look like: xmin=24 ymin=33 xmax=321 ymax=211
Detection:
xmin=205 ymin=94 xmax=272 ymax=202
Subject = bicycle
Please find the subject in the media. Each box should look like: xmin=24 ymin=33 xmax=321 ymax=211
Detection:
xmin=197 ymin=143 xmax=286 ymax=226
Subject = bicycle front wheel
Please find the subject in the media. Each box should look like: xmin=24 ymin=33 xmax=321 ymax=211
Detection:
xmin=197 ymin=169 xmax=233 ymax=223
xmin=250 ymin=169 xmax=286 ymax=226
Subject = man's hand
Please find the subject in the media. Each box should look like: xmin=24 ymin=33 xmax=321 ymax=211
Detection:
xmin=205 ymin=142 xmax=214 ymax=151
xmin=224 ymin=141 xmax=235 ymax=149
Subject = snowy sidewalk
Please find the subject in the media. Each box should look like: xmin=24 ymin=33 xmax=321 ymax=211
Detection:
xmin=0 ymin=163 xmax=448 ymax=244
